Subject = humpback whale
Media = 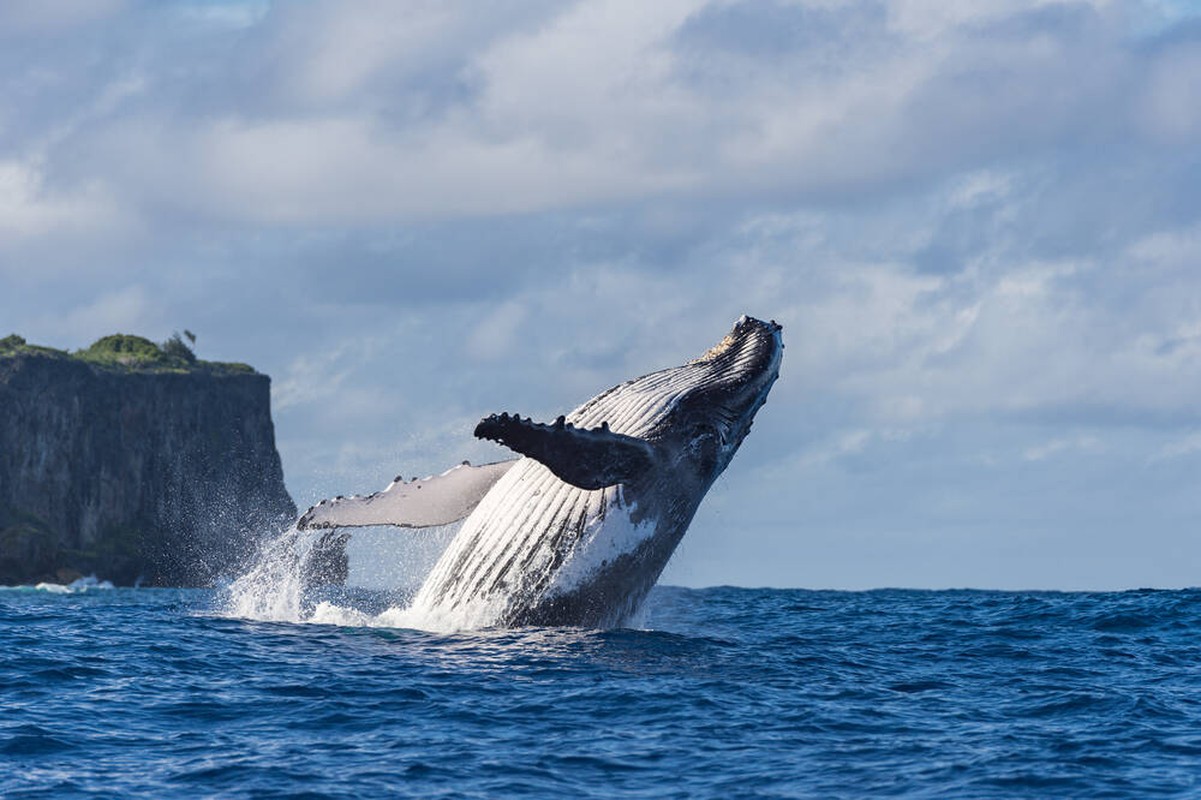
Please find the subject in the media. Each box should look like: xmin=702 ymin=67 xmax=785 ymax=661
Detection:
xmin=298 ymin=315 xmax=783 ymax=629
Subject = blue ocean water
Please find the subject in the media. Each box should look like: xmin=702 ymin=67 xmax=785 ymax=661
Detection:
xmin=3 ymin=583 xmax=1201 ymax=798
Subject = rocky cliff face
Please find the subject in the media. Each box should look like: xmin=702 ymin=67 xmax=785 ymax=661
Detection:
xmin=0 ymin=340 xmax=295 ymax=586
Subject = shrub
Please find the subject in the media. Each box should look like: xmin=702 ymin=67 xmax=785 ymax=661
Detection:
xmin=10 ymin=331 xmax=253 ymax=373
xmin=0 ymin=334 xmax=26 ymax=352
xmin=161 ymin=332 xmax=197 ymax=364
xmin=83 ymin=334 xmax=162 ymax=362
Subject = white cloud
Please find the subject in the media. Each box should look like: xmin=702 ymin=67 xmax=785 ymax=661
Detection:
xmin=273 ymin=340 xmax=371 ymax=411
xmin=0 ymin=160 xmax=126 ymax=249
xmin=4 ymin=0 xmax=1156 ymax=228
xmin=796 ymin=429 xmax=874 ymax=470
xmin=474 ymin=0 xmax=702 ymax=144
xmin=946 ymin=170 xmax=1015 ymax=210
xmin=1151 ymin=431 xmax=1201 ymax=462
xmin=0 ymin=0 xmax=126 ymax=34
xmin=49 ymin=286 xmax=157 ymax=345
xmin=176 ymin=1 xmax=269 ymax=30
xmin=885 ymin=0 xmax=1092 ymax=39
xmin=1023 ymin=435 xmax=1102 ymax=461
xmin=465 ymin=300 xmax=527 ymax=361
xmin=279 ymin=1 xmax=482 ymax=103
xmin=1138 ymin=40 xmax=1201 ymax=143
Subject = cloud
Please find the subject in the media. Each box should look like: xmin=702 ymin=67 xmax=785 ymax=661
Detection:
xmin=1138 ymin=37 xmax=1201 ymax=142
xmin=46 ymin=285 xmax=158 ymax=345
xmin=272 ymin=341 xmax=364 ymax=412
xmin=465 ymin=300 xmax=527 ymax=361
xmin=5 ymin=0 xmax=1201 ymax=588
xmin=8 ymin=0 xmax=1191 ymax=233
xmin=0 ymin=159 xmax=127 ymax=248
xmin=1023 ymin=435 xmax=1102 ymax=462
xmin=0 ymin=0 xmax=126 ymax=35
xmin=1151 ymin=431 xmax=1201 ymax=462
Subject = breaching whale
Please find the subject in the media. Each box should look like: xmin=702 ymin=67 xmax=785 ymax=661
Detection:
xmin=298 ymin=315 xmax=783 ymax=629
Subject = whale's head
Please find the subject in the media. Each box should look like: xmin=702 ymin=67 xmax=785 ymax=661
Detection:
xmin=661 ymin=315 xmax=783 ymax=485
xmin=474 ymin=315 xmax=782 ymax=495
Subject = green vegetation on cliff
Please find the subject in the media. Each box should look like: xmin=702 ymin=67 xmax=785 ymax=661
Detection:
xmin=0 ymin=332 xmax=255 ymax=374
xmin=0 ymin=331 xmax=293 ymax=586
xmin=0 ymin=334 xmax=66 ymax=360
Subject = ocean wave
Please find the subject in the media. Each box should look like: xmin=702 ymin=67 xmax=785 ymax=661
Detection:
xmin=0 ymin=575 xmax=115 ymax=594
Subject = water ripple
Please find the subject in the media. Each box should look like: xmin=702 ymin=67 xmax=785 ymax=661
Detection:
xmin=4 ymin=586 xmax=1201 ymax=797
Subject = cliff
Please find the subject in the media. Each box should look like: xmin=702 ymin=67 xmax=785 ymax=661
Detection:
xmin=0 ymin=334 xmax=295 ymax=586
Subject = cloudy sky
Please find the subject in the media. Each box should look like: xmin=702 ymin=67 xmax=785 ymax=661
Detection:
xmin=3 ymin=0 xmax=1200 ymax=589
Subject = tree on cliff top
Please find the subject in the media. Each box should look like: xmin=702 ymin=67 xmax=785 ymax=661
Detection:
xmin=161 ymin=332 xmax=198 ymax=364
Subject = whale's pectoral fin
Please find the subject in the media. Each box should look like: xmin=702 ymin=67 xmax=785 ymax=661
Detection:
xmin=296 ymin=459 xmax=518 ymax=530
xmin=474 ymin=413 xmax=655 ymax=490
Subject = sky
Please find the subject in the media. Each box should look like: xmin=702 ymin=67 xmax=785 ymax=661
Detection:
xmin=2 ymin=0 xmax=1200 ymax=590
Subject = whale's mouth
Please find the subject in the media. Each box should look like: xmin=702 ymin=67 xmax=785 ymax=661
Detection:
xmin=690 ymin=316 xmax=783 ymax=379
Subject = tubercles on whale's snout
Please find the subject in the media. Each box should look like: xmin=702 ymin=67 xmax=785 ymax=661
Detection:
xmin=693 ymin=315 xmax=783 ymax=366
xmin=734 ymin=315 xmax=782 ymax=334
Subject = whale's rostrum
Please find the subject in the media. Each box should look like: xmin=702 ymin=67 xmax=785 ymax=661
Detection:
xmin=297 ymin=315 xmax=783 ymax=629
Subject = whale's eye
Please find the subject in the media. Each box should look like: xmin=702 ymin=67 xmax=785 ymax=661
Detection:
xmin=684 ymin=424 xmax=721 ymax=476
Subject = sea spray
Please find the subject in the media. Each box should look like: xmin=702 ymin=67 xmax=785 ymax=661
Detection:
xmin=218 ymin=524 xmax=459 ymax=629
xmin=220 ymin=525 xmax=312 ymax=622
xmin=218 ymin=519 xmax=651 ymax=632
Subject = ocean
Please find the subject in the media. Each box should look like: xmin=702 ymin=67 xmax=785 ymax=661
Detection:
xmin=3 ymin=579 xmax=1201 ymax=798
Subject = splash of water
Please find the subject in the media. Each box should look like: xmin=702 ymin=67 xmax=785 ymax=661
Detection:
xmin=218 ymin=516 xmax=655 ymax=632
xmin=220 ymin=526 xmax=311 ymax=622
xmin=218 ymin=525 xmax=455 ymax=630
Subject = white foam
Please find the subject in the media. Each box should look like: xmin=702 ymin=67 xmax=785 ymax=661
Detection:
xmin=31 ymin=576 xmax=115 ymax=594
xmin=307 ymin=601 xmax=372 ymax=627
